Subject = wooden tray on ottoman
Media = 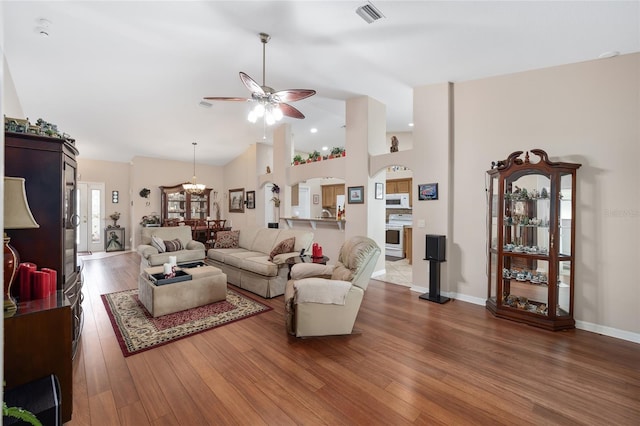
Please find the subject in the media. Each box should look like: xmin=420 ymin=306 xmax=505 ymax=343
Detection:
xmin=138 ymin=265 xmax=227 ymax=317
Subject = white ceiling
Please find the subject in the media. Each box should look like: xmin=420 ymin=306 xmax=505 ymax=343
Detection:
xmin=3 ymin=1 xmax=639 ymax=166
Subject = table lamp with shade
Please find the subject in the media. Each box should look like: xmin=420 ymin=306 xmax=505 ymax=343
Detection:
xmin=4 ymin=176 xmax=40 ymax=317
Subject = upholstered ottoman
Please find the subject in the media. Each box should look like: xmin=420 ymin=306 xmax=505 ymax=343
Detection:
xmin=138 ymin=265 xmax=227 ymax=317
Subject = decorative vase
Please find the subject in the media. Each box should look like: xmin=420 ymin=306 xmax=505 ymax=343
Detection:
xmin=4 ymin=236 xmax=18 ymax=317
xmin=274 ymin=206 xmax=280 ymax=222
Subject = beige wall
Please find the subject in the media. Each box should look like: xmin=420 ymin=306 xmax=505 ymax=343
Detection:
xmin=79 ymin=156 xmax=225 ymax=248
xmin=222 ymin=144 xmax=258 ymax=230
xmin=130 ymin=156 xmax=224 ymax=246
xmin=77 ymin=158 xmax=132 ymax=248
xmin=453 ymin=53 xmax=639 ymax=336
xmin=8 ymin=51 xmax=639 ymax=341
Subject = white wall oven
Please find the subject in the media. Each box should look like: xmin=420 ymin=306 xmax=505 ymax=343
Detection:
xmin=385 ymin=214 xmax=413 ymax=258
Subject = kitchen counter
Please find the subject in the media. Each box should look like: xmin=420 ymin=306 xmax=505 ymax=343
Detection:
xmin=282 ymin=217 xmax=346 ymax=231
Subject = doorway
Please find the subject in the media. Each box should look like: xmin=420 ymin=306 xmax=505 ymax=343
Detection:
xmin=77 ymin=182 xmax=105 ymax=253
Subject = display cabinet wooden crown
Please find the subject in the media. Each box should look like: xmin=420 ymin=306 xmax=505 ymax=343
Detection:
xmin=486 ymin=149 xmax=581 ymax=330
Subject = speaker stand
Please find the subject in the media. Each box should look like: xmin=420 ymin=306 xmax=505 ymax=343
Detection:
xmin=419 ymin=260 xmax=450 ymax=304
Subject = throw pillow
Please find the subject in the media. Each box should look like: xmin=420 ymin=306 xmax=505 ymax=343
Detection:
xmin=151 ymin=235 xmax=166 ymax=253
xmin=164 ymin=238 xmax=183 ymax=252
xmin=214 ymin=230 xmax=240 ymax=249
xmin=269 ymin=237 xmax=295 ymax=260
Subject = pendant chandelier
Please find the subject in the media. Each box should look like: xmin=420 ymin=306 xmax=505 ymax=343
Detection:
xmin=183 ymin=142 xmax=206 ymax=195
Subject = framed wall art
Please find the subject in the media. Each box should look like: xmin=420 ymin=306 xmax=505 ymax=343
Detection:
xmin=229 ymin=188 xmax=245 ymax=212
xmin=246 ymin=190 xmax=255 ymax=209
xmin=348 ymin=186 xmax=364 ymax=204
xmin=375 ymin=182 xmax=384 ymax=200
xmin=418 ymin=183 xmax=438 ymax=200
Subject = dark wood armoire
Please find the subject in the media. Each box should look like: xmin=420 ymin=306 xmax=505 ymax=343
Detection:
xmin=4 ymin=131 xmax=82 ymax=422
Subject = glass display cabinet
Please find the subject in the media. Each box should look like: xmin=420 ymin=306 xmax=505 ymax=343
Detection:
xmin=160 ymin=184 xmax=212 ymax=223
xmin=486 ymin=149 xmax=581 ymax=330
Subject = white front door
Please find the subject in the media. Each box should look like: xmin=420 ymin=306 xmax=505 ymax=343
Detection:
xmin=77 ymin=182 xmax=106 ymax=253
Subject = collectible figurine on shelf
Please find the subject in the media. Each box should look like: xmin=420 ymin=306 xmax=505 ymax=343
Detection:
xmin=390 ymin=135 xmax=399 ymax=152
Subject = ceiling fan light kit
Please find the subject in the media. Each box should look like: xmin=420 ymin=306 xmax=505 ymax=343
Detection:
xmin=203 ymin=32 xmax=316 ymax=126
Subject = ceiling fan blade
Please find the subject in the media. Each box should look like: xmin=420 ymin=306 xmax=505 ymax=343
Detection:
xmin=279 ymin=103 xmax=306 ymax=119
xmin=203 ymin=97 xmax=250 ymax=101
xmin=239 ymin=72 xmax=265 ymax=96
xmin=273 ymin=89 xmax=316 ymax=103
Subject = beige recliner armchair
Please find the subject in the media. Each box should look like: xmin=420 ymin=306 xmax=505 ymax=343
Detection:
xmin=285 ymin=236 xmax=381 ymax=337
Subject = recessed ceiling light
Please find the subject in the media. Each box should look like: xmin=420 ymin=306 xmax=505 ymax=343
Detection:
xmin=322 ymin=146 xmax=328 ymax=151
xmin=310 ymin=128 xmax=318 ymax=133
xmin=598 ymin=51 xmax=620 ymax=59
xmin=408 ymin=123 xmax=414 ymax=127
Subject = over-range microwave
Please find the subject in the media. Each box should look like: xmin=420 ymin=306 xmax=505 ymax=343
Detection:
xmin=386 ymin=193 xmax=410 ymax=208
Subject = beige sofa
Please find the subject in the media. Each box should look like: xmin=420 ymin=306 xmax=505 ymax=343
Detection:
xmin=205 ymin=227 xmax=314 ymax=298
xmin=137 ymin=226 xmax=206 ymax=270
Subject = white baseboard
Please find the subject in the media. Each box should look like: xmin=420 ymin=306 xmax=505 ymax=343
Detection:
xmin=406 ymin=287 xmax=640 ymax=345
xmin=371 ymin=269 xmax=386 ymax=278
xmin=575 ymin=320 xmax=640 ymax=344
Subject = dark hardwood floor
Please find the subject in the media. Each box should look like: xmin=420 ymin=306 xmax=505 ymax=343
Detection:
xmin=69 ymin=252 xmax=640 ymax=425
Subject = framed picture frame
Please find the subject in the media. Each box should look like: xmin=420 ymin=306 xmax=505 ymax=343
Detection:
xmin=229 ymin=188 xmax=245 ymax=212
xmin=313 ymin=194 xmax=320 ymax=204
xmin=375 ymin=182 xmax=384 ymax=200
xmin=348 ymin=186 xmax=364 ymax=204
xmin=246 ymin=190 xmax=255 ymax=209
xmin=418 ymin=183 xmax=438 ymax=200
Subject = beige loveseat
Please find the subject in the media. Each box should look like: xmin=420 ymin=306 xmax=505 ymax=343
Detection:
xmin=137 ymin=226 xmax=206 ymax=270
xmin=205 ymin=227 xmax=314 ymax=298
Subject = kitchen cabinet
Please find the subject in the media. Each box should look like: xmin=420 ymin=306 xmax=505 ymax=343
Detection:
xmin=321 ymin=184 xmax=345 ymax=209
xmin=486 ymin=149 xmax=580 ymax=331
xmin=386 ymin=178 xmax=412 ymax=206
xmin=404 ymin=226 xmax=412 ymax=264
xmin=291 ymin=183 xmax=299 ymax=206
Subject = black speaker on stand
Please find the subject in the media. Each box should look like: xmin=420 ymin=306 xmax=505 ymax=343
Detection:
xmin=419 ymin=234 xmax=450 ymax=304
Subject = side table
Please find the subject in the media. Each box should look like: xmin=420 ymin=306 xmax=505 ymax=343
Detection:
xmin=286 ymin=255 xmax=330 ymax=279
xmin=105 ymin=227 xmax=125 ymax=252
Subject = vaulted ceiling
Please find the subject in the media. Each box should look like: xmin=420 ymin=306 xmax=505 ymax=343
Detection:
xmin=3 ymin=1 xmax=638 ymax=165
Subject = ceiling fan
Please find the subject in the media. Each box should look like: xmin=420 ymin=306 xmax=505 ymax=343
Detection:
xmin=204 ymin=32 xmax=316 ymax=125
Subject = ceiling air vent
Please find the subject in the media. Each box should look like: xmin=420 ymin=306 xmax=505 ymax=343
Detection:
xmin=356 ymin=2 xmax=385 ymax=24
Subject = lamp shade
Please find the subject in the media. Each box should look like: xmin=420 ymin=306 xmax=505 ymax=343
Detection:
xmin=4 ymin=177 xmax=39 ymax=229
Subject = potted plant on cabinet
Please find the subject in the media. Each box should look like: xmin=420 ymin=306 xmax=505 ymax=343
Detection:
xmin=330 ymin=147 xmax=345 ymax=158
xmin=292 ymin=154 xmax=303 ymax=165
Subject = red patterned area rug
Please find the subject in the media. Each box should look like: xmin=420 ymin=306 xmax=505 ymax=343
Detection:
xmin=101 ymin=288 xmax=272 ymax=357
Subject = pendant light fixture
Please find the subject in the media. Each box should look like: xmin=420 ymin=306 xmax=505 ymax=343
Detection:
xmin=183 ymin=142 xmax=206 ymax=195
